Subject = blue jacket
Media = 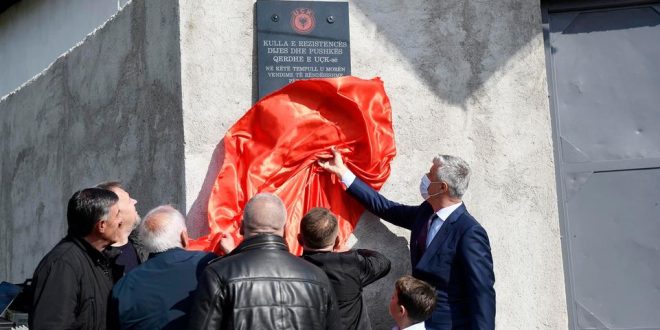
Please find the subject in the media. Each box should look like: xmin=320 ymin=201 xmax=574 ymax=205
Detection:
xmin=347 ymin=178 xmax=495 ymax=330
xmin=111 ymin=248 xmax=215 ymax=329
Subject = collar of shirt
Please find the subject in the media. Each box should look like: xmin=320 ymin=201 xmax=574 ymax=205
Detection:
xmin=435 ymin=201 xmax=463 ymax=221
xmin=392 ymin=321 xmax=427 ymax=330
xmin=426 ymin=201 xmax=464 ymax=247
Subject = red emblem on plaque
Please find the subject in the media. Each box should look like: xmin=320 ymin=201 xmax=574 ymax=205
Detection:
xmin=291 ymin=8 xmax=315 ymax=34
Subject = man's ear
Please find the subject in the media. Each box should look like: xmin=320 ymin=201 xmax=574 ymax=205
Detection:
xmin=399 ymin=304 xmax=407 ymax=319
xmin=441 ymin=181 xmax=449 ymax=193
xmin=333 ymin=236 xmax=341 ymax=251
xmin=180 ymin=229 xmax=189 ymax=248
xmin=96 ymin=220 xmax=107 ymax=234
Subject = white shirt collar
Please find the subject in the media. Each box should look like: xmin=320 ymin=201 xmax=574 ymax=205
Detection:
xmin=435 ymin=201 xmax=463 ymax=221
xmin=392 ymin=321 xmax=427 ymax=330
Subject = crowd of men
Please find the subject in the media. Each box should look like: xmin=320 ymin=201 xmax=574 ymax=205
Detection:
xmin=28 ymin=151 xmax=495 ymax=330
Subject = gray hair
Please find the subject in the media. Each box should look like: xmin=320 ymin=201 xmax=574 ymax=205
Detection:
xmin=139 ymin=205 xmax=187 ymax=253
xmin=67 ymin=188 xmax=118 ymax=237
xmin=432 ymin=155 xmax=471 ymax=199
xmin=242 ymin=193 xmax=287 ymax=236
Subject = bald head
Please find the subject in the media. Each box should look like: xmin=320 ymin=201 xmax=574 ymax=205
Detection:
xmin=139 ymin=205 xmax=187 ymax=253
xmin=242 ymin=193 xmax=287 ymax=237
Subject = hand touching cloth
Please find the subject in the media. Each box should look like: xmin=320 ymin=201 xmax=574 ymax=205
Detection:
xmin=188 ymin=76 xmax=397 ymax=255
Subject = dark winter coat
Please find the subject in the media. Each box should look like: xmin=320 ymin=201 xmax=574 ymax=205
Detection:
xmin=29 ymin=236 xmax=114 ymax=330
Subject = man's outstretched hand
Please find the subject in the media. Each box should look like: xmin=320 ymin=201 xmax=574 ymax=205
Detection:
xmin=317 ymin=147 xmax=349 ymax=180
xmin=218 ymin=233 xmax=237 ymax=255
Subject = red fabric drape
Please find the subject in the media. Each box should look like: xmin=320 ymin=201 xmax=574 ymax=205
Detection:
xmin=188 ymin=76 xmax=396 ymax=255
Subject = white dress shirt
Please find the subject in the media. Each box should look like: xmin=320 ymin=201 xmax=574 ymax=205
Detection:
xmin=340 ymin=170 xmax=357 ymax=187
xmin=426 ymin=202 xmax=462 ymax=247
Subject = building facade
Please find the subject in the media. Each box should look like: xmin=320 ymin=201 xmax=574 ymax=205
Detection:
xmin=2 ymin=0 xmax=658 ymax=328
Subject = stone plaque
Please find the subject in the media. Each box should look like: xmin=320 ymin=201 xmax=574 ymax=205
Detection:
xmin=256 ymin=0 xmax=350 ymax=99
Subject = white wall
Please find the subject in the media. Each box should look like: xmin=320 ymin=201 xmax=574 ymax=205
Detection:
xmin=179 ymin=0 xmax=567 ymax=328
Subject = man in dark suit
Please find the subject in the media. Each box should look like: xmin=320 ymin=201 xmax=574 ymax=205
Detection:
xmin=318 ymin=148 xmax=495 ymax=329
xmin=110 ymin=205 xmax=216 ymax=329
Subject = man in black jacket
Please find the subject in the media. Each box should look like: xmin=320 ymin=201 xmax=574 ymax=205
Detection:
xmin=29 ymin=188 xmax=124 ymax=330
xmin=300 ymin=207 xmax=391 ymax=330
xmin=188 ymin=193 xmax=340 ymax=330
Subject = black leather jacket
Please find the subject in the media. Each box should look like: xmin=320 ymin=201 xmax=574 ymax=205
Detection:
xmin=188 ymin=234 xmax=340 ymax=330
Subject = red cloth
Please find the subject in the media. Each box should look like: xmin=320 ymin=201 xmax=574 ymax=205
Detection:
xmin=188 ymin=76 xmax=396 ymax=255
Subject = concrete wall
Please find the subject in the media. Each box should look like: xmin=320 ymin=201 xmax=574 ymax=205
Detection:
xmin=0 ymin=0 xmax=184 ymax=283
xmin=0 ymin=0 xmax=133 ymax=98
xmin=179 ymin=0 xmax=567 ymax=328
xmin=1 ymin=0 xmax=566 ymax=328
xmin=350 ymin=1 xmax=567 ymax=328
xmin=179 ymin=0 xmax=256 ymax=238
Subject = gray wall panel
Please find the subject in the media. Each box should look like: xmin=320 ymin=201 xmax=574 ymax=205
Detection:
xmin=547 ymin=3 xmax=660 ymax=328
xmin=0 ymin=0 xmax=184 ymax=283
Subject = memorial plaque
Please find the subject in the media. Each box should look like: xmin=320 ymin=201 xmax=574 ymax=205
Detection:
xmin=256 ymin=0 xmax=350 ymax=99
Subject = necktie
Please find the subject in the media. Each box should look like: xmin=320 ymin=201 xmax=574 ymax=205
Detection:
xmin=417 ymin=214 xmax=440 ymax=257
xmin=426 ymin=215 xmax=442 ymax=247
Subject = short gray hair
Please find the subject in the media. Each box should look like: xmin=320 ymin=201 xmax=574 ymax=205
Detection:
xmin=139 ymin=205 xmax=187 ymax=253
xmin=432 ymin=155 xmax=471 ymax=199
xmin=242 ymin=193 xmax=287 ymax=236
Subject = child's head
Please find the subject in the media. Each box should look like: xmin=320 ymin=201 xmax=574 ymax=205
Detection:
xmin=299 ymin=207 xmax=339 ymax=250
xmin=389 ymin=275 xmax=436 ymax=327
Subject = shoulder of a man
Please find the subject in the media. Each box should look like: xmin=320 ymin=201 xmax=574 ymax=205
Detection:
xmin=37 ymin=239 xmax=86 ymax=271
xmin=338 ymin=249 xmax=381 ymax=265
xmin=30 ymin=241 xmax=87 ymax=330
xmin=454 ymin=212 xmax=492 ymax=255
xmin=454 ymin=210 xmax=485 ymax=234
xmin=164 ymin=248 xmax=214 ymax=260
xmin=285 ymin=253 xmax=335 ymax=292
xmin=294 ymin=252 xmax=331 ymax=277
xmin=143 ymin=250 xmax=216 ymax=279
xmin=185 ymin=251 xmax=217 ymax=271
xmin=307 ymin=250 xmax=357 ymax=262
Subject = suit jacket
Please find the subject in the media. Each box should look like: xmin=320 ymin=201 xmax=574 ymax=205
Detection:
xmin=110 ymin=248 xmax=216 ymax=329
xmin=347 ymin=178 xmax=495 ymax=330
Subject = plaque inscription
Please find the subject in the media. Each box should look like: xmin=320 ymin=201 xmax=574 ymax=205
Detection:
xmin=257 ymin=1 xmax=350 ymax=99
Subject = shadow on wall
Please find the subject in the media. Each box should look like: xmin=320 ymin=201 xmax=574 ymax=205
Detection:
xmin=354 ymin=213 xmax=411 ymax=328
xmin=351 ymin=0 xmax=539 ymax=108
xmin=186 ymin=139 xmax=225 ymax=238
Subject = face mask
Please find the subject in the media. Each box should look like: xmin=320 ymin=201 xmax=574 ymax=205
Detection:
xmin=419 ymin=174 xmax=431 ymax=200
xmin=420 ymin=174 xmax=443 ymax=200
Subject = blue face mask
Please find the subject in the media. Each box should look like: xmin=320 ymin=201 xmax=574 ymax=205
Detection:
xmin=419 ymin=174 xmax=431 ymax=200
xmin=420 ymin=174 xmax=443 ymax=200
